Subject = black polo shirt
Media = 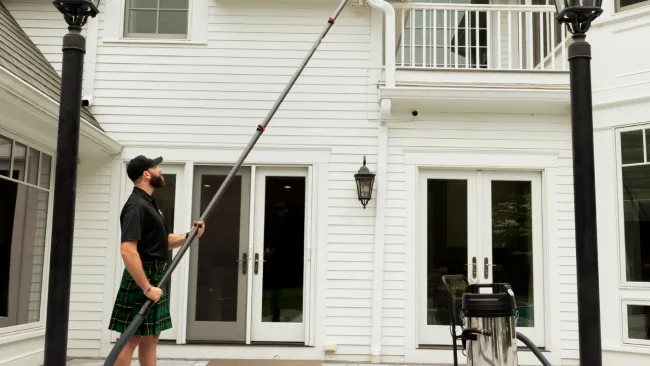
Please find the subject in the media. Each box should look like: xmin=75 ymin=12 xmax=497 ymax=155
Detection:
xmin=120 ymin=187 xmax=169 ymax=262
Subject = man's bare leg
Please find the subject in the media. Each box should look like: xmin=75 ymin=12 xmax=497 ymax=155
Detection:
xmin=138 ymin=334 xmax=161 ymax=366
xmin=114 ymin=335 xmax=141 ymax=366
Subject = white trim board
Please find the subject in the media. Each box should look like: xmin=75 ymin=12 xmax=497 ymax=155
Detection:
xmin=403 ymin=148 xmax=560 ymax=168
xmin=120 ymin=146 xmax=332 ymax=165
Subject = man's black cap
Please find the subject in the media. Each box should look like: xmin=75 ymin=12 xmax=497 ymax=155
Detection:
xmin=127 ymin=155 xmax=163 ymax=181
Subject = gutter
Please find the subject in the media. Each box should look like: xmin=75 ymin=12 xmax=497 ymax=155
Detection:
xmin=366 ymin=0 xmax=395 ymax=117
xmin=364 ymin=0 xmax=395 ymax=363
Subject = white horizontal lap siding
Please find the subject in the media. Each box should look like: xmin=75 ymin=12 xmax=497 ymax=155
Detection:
xmin=385 ymin=113 xmax=578 ymax=363
xmin=3 ymin=0 xmax=88 ymax=75
xmin=67 ymin=161 xmax=113 ymax=357
xmin=94 ymin=0 xmax=377 ymax=358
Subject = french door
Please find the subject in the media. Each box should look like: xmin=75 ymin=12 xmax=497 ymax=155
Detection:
xmin=186 ymin=166 xmax=251 ymax=342
xmin=250 ymin=167 xmax=308 ymax=343
xmin=186 ymin=165 xmax=309 ymax=344
xmin=418 ymin=169 xmax=545 ymax=347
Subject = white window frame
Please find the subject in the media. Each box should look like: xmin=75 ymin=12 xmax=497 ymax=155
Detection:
xmin=621 ymin=299 xmax=650 ymax=346
xmin=123 ymin=0 xmax=191 ymax=39
xmin=615 ymin=0 xmax=650 ymax=13
xmin=102 ymin=0 xmax=208 ymax=45
xmin=0 ymin=129 xmax=56 ymax=337
xmin=615 ymin=124 xmax=650 ymax=289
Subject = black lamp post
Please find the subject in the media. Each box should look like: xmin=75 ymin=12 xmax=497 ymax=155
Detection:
xmin=553 ymin=1 xmax=603 ymax=366
xmin=354 ymin=156 xmax=375 ymax=208
xmin=44 ymin=1 xmax=99 ymax=365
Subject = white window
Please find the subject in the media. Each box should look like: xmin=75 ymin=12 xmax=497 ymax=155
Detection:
xmin=621 ymin=300 xmax=650 ymax=345
xmin=617 ymin=127 xmax=650 ymax=285
xmin=124 ymin=0 xmax=190 ymax=39
xmin=616 ymin=0 xmax=650 ymax=12
xmin=0 ymin=133 xmax=53 ymax=330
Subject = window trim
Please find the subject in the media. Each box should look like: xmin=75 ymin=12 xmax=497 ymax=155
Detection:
xmin=102 ymin=0 xmax=208 ymax=45
xmin=615 ymin=0 xmax=650 ymax=13
xmin=123 ymin=0 xmax=190 ymax=40
xmin=621 ymin=299 xmax=650 ymax=346
xmin=0 ymin=130 xmax=55 ymax=337
xmin=615 ymin=124 xmax=650 ymax=289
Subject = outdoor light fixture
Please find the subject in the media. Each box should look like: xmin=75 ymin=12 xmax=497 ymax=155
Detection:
xmin=554 ymin=0 xmax=603 ymax=34
xmin=354 ymin=156 xmax=376 ymax=209
xmin=44 ymin=1 xmax=101 ymax=365
xmin=52 ymin=0 xmax=100 ymax=28
xmin=553 ymin=0 xmax=603 ymax=365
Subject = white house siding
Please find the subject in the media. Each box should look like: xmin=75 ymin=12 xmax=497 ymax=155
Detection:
xmin=67 ymin=159 xmax=116 ymax=358
xmin=383 ymin=112 xmax=579 ymax=365
xmin=589 ymin=5 xmax=650 ymax=365
xmin=91 ymin=0 xmax=378 ymax=361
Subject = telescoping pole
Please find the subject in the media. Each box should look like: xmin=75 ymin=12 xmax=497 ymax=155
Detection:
xmin=103 ymin=0 xmax=350 ymax=364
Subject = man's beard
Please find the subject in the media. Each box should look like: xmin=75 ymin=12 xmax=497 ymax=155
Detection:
xmin=150 ymin=173 xmax=165 ymax=188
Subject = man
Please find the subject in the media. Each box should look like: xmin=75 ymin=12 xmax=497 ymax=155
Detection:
xmin=108 ymin=155 xmax=205 ymax=366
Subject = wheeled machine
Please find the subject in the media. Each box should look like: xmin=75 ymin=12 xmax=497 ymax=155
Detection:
xmin=441 ymin=275 xmax=552 ymax=366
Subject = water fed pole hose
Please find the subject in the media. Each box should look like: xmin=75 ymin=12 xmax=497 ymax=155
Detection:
xmin=103 ymin=0 xmax=350 ymax=363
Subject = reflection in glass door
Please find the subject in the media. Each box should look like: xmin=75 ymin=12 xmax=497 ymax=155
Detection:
xmin=151 ymin=168 xmax=178 ymax=341
xmin=419 ymin=170 xmax=477 ymax=345
xmin=186 ymin=166 xmax=251 ymax=342
xmin=481 ymin=171 xmax=544 ymax=346
xmin=251 ymin=167 xmax=308 ymax=343
xmin=419 ymin=170 xmax=544 ymax=346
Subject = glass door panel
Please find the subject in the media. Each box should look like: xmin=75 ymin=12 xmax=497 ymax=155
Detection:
xmin=186 ymin=166 xmax=251 ymax=342
xmin=250 ymin=167 xmax=308 ymax=343
xmin=481 ymin=171 xmax=545 ymax=346
xmin=151 ymin=168 xmax=178 ymax=341
xmin=419 ymin=170 xmax=477 ymax=345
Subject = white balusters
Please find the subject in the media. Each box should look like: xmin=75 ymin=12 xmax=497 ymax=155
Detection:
xmin=393 ymin=3 xmax=569 ymax=72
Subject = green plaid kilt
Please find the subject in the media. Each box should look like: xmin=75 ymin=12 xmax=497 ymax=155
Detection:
xmin=108 ymin=262 xmax=172 ymax=336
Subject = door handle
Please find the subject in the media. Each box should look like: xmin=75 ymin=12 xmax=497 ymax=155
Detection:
xmin=254 ymin=253 xmax=265 ymax=275
xmin=472 ymin=257 xmax=477 ymax=279
xmin=465 ymin=257 xmax=477 ymax=279
xmin=238 ymin=252 xmax=247 ymax=275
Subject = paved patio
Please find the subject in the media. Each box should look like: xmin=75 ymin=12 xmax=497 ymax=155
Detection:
xmin=66 ymin=360 xmax=208 ymax=366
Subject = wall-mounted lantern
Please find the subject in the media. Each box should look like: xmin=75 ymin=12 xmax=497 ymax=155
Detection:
xmin=354 ymin=156 xmax=375 ymax=209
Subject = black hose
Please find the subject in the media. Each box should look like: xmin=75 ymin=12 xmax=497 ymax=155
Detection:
xmin=516 ymin=332 xmax=552 ymax=366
